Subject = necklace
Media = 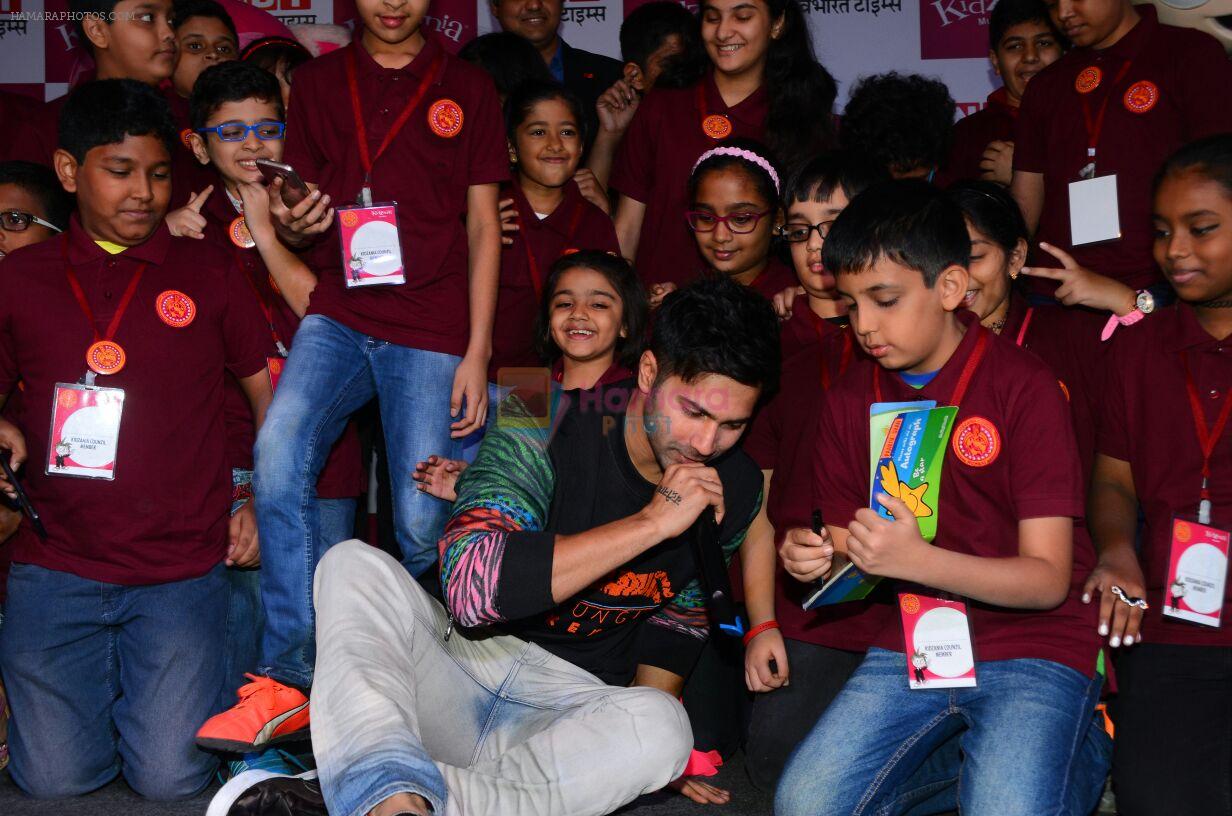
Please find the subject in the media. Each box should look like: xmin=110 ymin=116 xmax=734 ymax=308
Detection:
xmin=987 ymin=317 xmax=1007 ymax=334
xmin=1199 ymin=298 xmax=1232 ymax=309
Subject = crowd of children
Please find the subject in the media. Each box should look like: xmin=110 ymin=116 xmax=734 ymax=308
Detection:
xmin=0 ymin=0 xmax=1229 ymax=814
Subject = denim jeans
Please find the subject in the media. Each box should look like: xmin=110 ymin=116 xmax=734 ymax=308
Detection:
xmin=254 ymin=315 xmax=460 ymax=688
xmin=776 ymin=647 xmax=1109 ymax=816
xmin=311 ymin=540 xmax=693 ymax=816
xmin=0 ymin=562 xmax=227 ymax=799
xmin=218 ymin=497 xmax=357 ymax=708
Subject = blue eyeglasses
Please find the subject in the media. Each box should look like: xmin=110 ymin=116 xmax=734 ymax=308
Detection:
xmin=196 ymin=121 xmax=286 ymax=142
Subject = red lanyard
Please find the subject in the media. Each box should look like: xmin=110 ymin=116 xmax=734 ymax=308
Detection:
xmin=1182 ymin=352 xmax=1232 ymax=502
xmin=233 ymin=248 xmax=288 ymax=356
xmin=61 ymin=237 xmax=146 ymax=348
xmin=873 ymin=329 xmax=989 ymax=406
xmin=1080 ymin=60 xmax=1133 ymax=165
xmin=521 ymin=201 xmax=584 ymax=297
xmin=806 ymin=311 xmax=852 ymax=390
xmin=345 ymin=46 xmax=443 ymax=180
xmin=1014 ymin=307 xmax=1035 ymax=348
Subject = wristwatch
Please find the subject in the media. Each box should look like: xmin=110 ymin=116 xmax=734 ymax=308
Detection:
xmin=1101 ymin=289 xmax=1156 ymax=341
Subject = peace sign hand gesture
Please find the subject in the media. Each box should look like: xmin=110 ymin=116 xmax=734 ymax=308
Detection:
xmin=1020 ymin=242 xmax=1137 ymax=315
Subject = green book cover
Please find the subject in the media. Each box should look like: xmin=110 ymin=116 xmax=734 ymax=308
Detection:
xmin=869 ymin=406 xmax=957 ymax=542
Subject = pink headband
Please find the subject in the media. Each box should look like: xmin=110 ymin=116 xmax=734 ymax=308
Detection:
xmin=692 ymin=147 xmax=781 ymax=194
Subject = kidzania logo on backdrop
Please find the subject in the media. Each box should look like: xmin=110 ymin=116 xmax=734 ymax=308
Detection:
xmin=920 ymin=0 xmax=997 ymax=59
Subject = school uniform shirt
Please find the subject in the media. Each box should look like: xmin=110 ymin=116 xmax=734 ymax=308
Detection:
xmin=743 ymin=328 xmax=891 ymax=651
xmin=999 ymin=295 xmax=1105 ymax=479
xmin=942 ymin=87 xmax=1016 ymax=185
xmin=1098 ymin=303 xmax=1232 ymax=647
xmin=779 ymin=294 xmax=851 ymax=364
xmin=0 ymin=218 xmax=270 ymax=585
xmin=200 ymin=188 xmax=366 ymax=498
xmin=611 ymin=72 xmax=768 ymax=289
xmin=491 ymin=178 xmax=619 ymax=381
xmin=816 ymin=310 xmax=1101 ymax=676
xmin=282 ymin=33 xmax=509 ymax=355
xmin=1014 ymin=5 xmax=1232 ymax=291
xmin=0 ymin=90 xmax=44 ymax=163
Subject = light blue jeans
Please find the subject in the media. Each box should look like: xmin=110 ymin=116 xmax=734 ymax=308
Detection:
xmin=776 ymin=647 xmax=1110 ymax=816
xmin=311 ymin=540 xmax=693 ymax=816
xmin=0 ymin=563 xmax=227 ymax=799
xmin=253 ymin=314 xmax=461 ymax=689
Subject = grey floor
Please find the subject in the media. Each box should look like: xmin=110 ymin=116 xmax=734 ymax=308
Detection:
xmin=0 ymin=754 xmax=775 ymax=816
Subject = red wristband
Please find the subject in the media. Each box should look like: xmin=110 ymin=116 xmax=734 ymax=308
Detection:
xmin=742 ymin=620 xmax=779 ymax=645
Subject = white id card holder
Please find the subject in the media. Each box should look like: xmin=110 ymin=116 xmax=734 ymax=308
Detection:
xmin=338 ymin=202 xmax=405 ymax=287
xmin=899 ymin=593 xmax=977 ymax=689
xmin=47 ymin=382 xmax=125 ymax=480
xmin=1163 ymin=516 xmax=1229 ymax=628
xmin=1069 ymin=174 xmax=1121 ymax=246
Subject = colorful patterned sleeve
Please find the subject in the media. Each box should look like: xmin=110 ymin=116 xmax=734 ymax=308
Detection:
xmin=438 ymin=395 xmax=559 ymax=628
xmin=637 ymin=491 xmax=762 ymax=676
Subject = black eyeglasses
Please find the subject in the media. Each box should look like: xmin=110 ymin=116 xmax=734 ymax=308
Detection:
xmin=778 ymin=221 xmax=834 ymax=243
xmin=196 ymin=121 xmax=286 ymax=142
xmin=685 ymin=210 xmax=771 ymax=234
xmin=1 ymin=210 xmax=62 ymax=233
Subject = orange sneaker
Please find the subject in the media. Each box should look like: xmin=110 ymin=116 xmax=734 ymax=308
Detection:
xmin=197 ymin=674 xmax=311 ymax=753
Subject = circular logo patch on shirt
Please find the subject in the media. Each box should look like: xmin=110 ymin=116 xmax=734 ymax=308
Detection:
xmin=900 ymin=594 xmax=921 ymax=615
xmin=701 ymin=114 xmax=732 ymax=140
xmin=428 ymin=99 xmax=464 ymax=138
xmin=952 ymin=416 xmax=1001 ymax=468
xmin=1123 ymin=81 xmax=1159 ymax=114
xmin=157 ymin=289 xmax=196 ymax=328
xmin=87 ymin=340 xmax=126 ymax=375
xmin=1074 ymin=67 xmax=1102 ymax=94
xmin=229 ymin=216 xmax=255 ymax=249
xmin=179 ymin=128 xmax=195 ymax=150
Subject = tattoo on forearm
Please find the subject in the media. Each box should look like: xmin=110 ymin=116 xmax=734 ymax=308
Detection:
xmin=657 ymin=485 xmax=682 ymax=505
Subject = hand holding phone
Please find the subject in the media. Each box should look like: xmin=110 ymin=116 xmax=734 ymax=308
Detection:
xmin=255 ymin=159 xmax=311 ymax=208
xmin=0 ymin=450 xmax=46 ymax=539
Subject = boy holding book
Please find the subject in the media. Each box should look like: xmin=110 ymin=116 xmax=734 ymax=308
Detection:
xmin=776 ymin=180 xmax=1106 ymax=816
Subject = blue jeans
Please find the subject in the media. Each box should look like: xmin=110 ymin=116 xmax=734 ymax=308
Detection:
xmin=776 ymin=648 xmax=1108 ymax=816
xmin=218 ymin=497 xmax=357 ymax=708
xmin=253 ymin=315 xmax=460 ymax=688
xmin=0 ymin=563 xmax=227 ymax=799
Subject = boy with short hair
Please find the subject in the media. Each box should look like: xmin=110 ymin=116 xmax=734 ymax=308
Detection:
xmin=1012 ymin=0 xmax=1232 ymax=293
xmin=0 ymin=78 xmax=273 ymax=800
xmin=943 ymin=0 xmax=1064 ymax=185
xmin=840 ymin=73 xmax=956 ymax=181
xmin=195 ymin=0 xmax=506 ymax=755
xmin=775 ymin=180 xmax=1107 ymax=815
xmin=170 ymin=0 xmax=239 ymax=99
xmin=587 ymin=1 xmax=695 ymax=188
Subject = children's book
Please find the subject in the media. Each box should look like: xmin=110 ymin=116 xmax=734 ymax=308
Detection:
xmin=804 ymin=402 xmax=956 ymax=610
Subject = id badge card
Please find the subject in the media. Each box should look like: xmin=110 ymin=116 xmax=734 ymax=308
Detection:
xmin=1163 ymin=516 xmax=1230 ymax=628
xmin=899 ymin=593 xmax=977 ymax=689
xmin=338 ymin=202 xmax=405 ymax=287
xmin=267 ymin=356 xmax=285 ymax=392
xmin=47 ymin=382 xmax=125 ymax=480
xmin=1069 ymin=174 xmax=1121 ymax=246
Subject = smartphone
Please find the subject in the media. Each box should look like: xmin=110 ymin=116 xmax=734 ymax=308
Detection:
xmin=1 ymin=450 xmax=47 ymax=539
xmin=255 ymin=158 xmax=311 ymax=208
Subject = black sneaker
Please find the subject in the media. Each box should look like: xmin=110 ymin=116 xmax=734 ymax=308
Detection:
xmin=207 ymin=769 xmax=326 ymax=816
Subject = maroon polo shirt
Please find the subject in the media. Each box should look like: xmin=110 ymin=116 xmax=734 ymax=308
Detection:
xmin=0 ymin=91 xmax=44 ymax=163
xmin=200 ymin=188 xmax=365 ymax=498
xmin=1015 ymin=5 xmax=1232 ymax=291
xmin=1098 ymin=303 xmax=1232 ymax=647
xmin=610 ymin=72 xmax=768 ymax=289
xmin=779 ymin=293 xmax=850 ymax=364
xmin=1000 ymin=295 xmax=1105 ymax=479
xmin=492 ymin=178 xmax=619 ymax=381
xmin=0 ymin=219 xmax=270 ymax=585
xmin=744 ymin=328 xmax=891 ymax=650
xmin=283 ymin=34 xmax=509 ymax=354
xmin=943 ymin=87 xmax=1017 ymax=185
xmin=816 ymin=310 xmax=1100 ymax=676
